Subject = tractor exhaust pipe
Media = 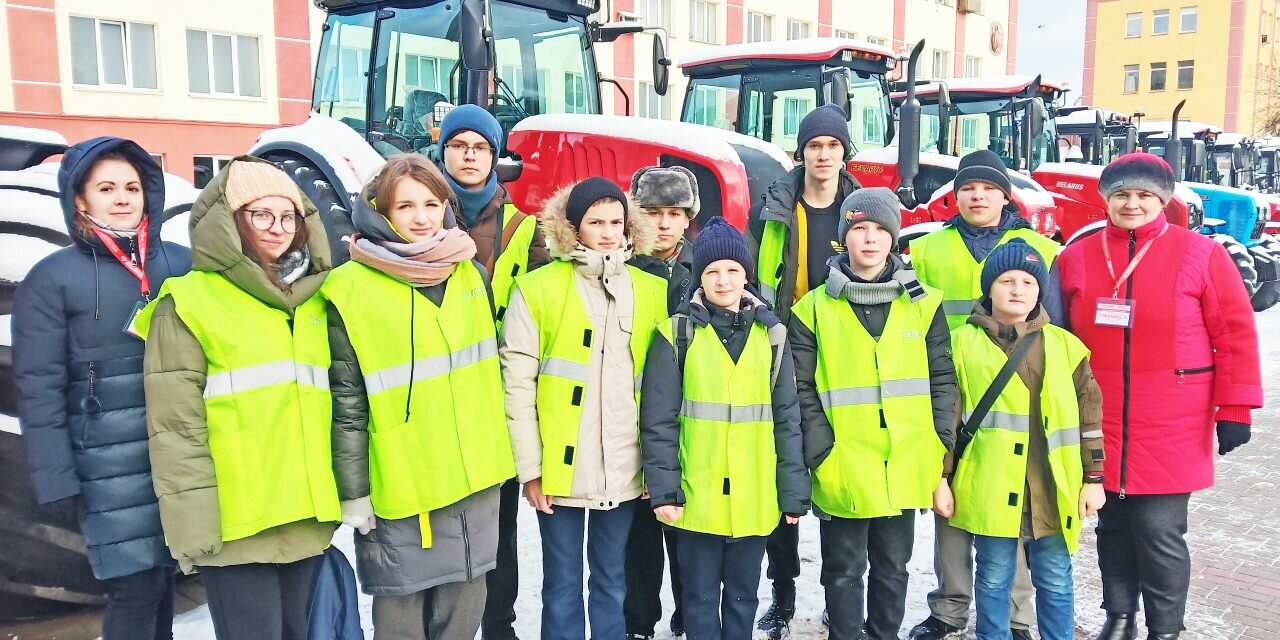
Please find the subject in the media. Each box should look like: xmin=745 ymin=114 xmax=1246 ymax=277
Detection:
xmin=896 ymin=40 xmax=926 ymax=208
xmin=1167 ymin=99 xmax=1186 ymax=180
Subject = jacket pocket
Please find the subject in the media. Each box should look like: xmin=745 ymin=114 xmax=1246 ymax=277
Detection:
xmin=1174 ymin=365 xmax=1214 ymax=383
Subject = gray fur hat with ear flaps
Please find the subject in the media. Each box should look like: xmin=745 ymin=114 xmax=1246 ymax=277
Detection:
xmin=629 ymin=165 xmax=700 ymax=218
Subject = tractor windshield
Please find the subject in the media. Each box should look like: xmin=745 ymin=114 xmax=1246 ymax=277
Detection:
xmin=920 ymin=96 xmax=1058 ymax=170
xmin=313 ymin=1 xmax=597 ymax=158
xmin=684 ymin=68 xmax=891 ymax=158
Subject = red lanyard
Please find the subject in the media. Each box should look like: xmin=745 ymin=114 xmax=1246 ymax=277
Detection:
xmin=1101 ymin=223 xmax=1168 ymax=299
xmin=91 ymin=216 xmax=151 ymax=301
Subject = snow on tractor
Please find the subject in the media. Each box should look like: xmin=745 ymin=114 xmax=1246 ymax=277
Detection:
xmin=250 ymin=0 xmax=790 ymax=267
xmin=0 ymin=126 xmax=198 ymax=617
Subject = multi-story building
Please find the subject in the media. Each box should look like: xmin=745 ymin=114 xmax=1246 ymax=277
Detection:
xmin=0 ymin=0 xmax=323 ymax=184
xmin=1084 ymin=0 xmax=1280 ymax=134
xmin=594 ymin=0 xmax=1018 ymax=121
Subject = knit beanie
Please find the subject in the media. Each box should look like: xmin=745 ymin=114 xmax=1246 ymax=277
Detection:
xmin=692 ymin=216 xmax=754 ymax=280
xmin=980 ymin=238 xmax=1048 ymax=301
xmin=796 ymin=103 xmax=853 ymax=161
xmin=953 ymin=150 xmax=1013 ymax=200
xmin=837 ymin=187 xmax=902 ymax=247
xmin=1099 ymin=152 xmax=1176 ymax=204
xmin=224 ymin=161 xmax=305 ymax=214
xmin=630 ymin=165 xmax=700 ymax=218
xmin=439 ymin=104 xmax=503 ymax=152
xmin=565 ymin=177 xmax=629 ymax=229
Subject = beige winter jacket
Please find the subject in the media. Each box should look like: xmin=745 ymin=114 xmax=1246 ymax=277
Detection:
xmin=500 ymin=187 xmax=658 ymax=510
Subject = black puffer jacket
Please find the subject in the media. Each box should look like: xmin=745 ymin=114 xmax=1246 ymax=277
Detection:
xmin=628 ymin=240 xmax=694 ymax=315
xmin=13 ymin=137 xmax=189 ymax=580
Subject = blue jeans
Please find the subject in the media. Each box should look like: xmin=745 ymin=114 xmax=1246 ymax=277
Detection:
xmin=676 ymin=530 xmax=767 ymax=640
xmin=973 ymin=534 xmax=1074 ymax=640
xmin=537 ymin=500 xmax=637 ymax=640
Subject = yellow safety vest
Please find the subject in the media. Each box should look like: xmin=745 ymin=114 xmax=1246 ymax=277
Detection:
xmin=492 ymin=204 xmax=538 ymax=329
xmin=909 ymin=226 xmax=1060 ymax=330
xmin=949 ymin=323 xmax=1088 ymax=552
xmin=513 ymin=259 xmax=666 ymax=497
xmin=791 ymin=283 xmax=946 ymax=518
xmin=657 ymin=319 xmax=780 ymax=538
xmin=136 ymin=271 xmax=340 ymax=543
xmin=757 ymin=219 xmax=787 ymax=307
xmin=321 ymin=260 xmax=515 ymax=520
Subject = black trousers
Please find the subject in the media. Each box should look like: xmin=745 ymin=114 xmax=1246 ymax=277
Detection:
xmin=101 ymin=565 xmax=177 ymax=640
xmin=1096 ymin=492 xmax=1192 ymax=635
xmin=624 ymin=497 xmax=684 ymax=635
xmin=482 ymin=479 xmax=521 ymax=639
xmin=200 ymin=556 xmax=321 ymax=640
xmin=677 ymin=530 xmax=767 ymax=640
xmin=764 ymin=515 xmax=801 ymax=595
xmin=820 ymin=511 xmax=916 ymax=640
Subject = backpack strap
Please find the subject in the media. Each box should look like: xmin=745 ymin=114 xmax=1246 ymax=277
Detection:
xmin=672 ymin=314 xmax=694 ymax=373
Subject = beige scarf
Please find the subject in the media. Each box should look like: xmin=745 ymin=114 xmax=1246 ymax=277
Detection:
xmin=349 ymin=228 xmax=477 ymax=286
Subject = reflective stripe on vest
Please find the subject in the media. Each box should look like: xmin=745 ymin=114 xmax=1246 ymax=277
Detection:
xmin=515 ymin=259 xmax=667 ymax=497
xmin=757 ymin=220 xmax=786 ymax=306
xmin=949 ymin=323 xmax=1089 ymax=552
xmin=322 ymin=261 xmax=515 ymax=520
xmin=657 ymin=319 xmax=781 ymax=538
xmin=909 ymin=227 xmax=1060 ymax=330
xmin=791 ymin=282 xmax=946 ymax=519
xmin=154 ymin=270 xmax=340 ymax=543
xmin=492 ymin=204 xmax=537 ymax=329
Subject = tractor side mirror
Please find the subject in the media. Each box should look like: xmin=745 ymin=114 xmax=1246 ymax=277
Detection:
xmin=1124 ymin=127 xmax=1138 ymax=155
xmin=653 ymin=33 xmax=671 ymax=96
xmin=827 ymin=69 xmax=851 ymax=119
xmin=593 ymin=22 xmax=644 ymax=43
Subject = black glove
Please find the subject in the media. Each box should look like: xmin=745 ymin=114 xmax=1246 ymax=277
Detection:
xmin=39 ymin=495 xmax=83 ymax=528
xmin=1216 ymin=421 xmax=1251 ymax=455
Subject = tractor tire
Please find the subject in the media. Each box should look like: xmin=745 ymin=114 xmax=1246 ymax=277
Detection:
xmin=1252 ymin=281 xmax=1280 ymax=312
xmin=260 ymin=152 xmax=355 ymax=265
xmin=1211 ymin=234 xmax=1259 ymax=298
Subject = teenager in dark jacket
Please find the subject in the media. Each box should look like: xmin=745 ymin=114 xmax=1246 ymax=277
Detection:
xmin=623 ymin=164 xmax=699 ymax=640
xmin=14 ymin=137 xmax=189 ymax=640
xmin=641 ymin=217 xmax=808 ymax=640
xmin=789 ymin=188 xmax=956 ymax=640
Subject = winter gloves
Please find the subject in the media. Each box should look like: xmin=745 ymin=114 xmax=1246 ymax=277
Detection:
xmin=340 ymin=496 xmax=377 ymax=536
xmin=1216 ymin=421 xmax=1251 ymax=455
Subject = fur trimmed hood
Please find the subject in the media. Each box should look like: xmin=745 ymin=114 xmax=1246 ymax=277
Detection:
xmin=538 ymin=183 xmax=658 ymax=259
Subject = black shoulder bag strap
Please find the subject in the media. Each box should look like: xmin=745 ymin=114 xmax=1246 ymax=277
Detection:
xmin=672 ymin=315 xmax=694 ymax=372
xmin=955 ymin=332 xmax=1040 ymax=459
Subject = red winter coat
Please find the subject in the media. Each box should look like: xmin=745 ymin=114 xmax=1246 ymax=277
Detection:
xmin=1058 ymin=214 xmax=1262 ymax=496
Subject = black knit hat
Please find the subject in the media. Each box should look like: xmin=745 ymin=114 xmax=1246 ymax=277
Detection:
xmin=980 ymin=238 xmax=1048 ymax=301
xmin=838 ymin=187 xmax=902 ymax=248
xmin=565 ymin=177 xmax=629 ymax=229
xmin=692 ymin=216 xmax=754 ymax=281
xmin=954 ymin=149 xmax=1013 ymax=200
xmin=795 ymin=103 xmax=852 ymax=161
xmin=1099 ymin=152 xmax=1176 ymax=204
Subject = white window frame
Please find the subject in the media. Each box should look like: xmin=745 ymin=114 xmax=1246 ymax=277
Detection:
xmin=1180 ymin=6 xmax=1198 ymax=33
xmin=861 ymin=105 xmax=883 ymax=143
xmin=1123 ymin=64 xmax=1139 ymax=93
xmin=932 ymin=49 xmax=950 ymax=79
xmin=783 ymin=97 xmax=805 ymax=136
xmin=193 ymin=155 xmax=233 ymax=188
xmin=565 ymin=71 xmax=588 ymax=114
xmin=1149 ymin=62 xmax=1167 ymax=91
xmin=188 ymin=29 xmax=262 ymax=98
xmin=867 ymin=36 xmax=888 ymax=46
xmin=786 ymin=19 xmax=811 ymax=41
xmin=690 ymin=1 xmax=717 ymax=44
xmin=1152 ymin=9 xmax=1170 ymax=35
xmin=964 ymin=55 xmax=981 ymax=78
xmin=1177 ymin=60 xmax=1194 ymax=90
xmin=638 ymin=80 xmax=669 ymax=119
xmin=748 ymin=12 xmax=774 ymax=43
xmin=834 ymin=29 xmax=855 ymax=40
xmin=639 ymin=0 xmax=670 ymax=32
xmin=1126 ymin=12 xmax=1142 ymax=37
xmin=69 ymin=16 xmax=158 ymax=91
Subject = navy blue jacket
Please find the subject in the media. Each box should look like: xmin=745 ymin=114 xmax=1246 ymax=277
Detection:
xmin=944 ymin=209 xmax=1064 ymax=325
xmin=13 ymin=137 xmax=190 ymax=580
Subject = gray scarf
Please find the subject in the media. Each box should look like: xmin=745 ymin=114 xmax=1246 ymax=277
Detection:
xmin=274 ymin=247 xmax=310 ymax=285
xmin=824 ymin=253 xmax=927 ymax=305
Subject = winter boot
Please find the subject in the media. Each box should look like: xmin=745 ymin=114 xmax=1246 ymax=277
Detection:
xmin=907 ymin=616 xmax=965 ymax=640
xmin=670 ymin=612 xmax=685 ymax=638
xmin=1095 ymin=612 xmax=1138 ymax=640
xmin=754 ymin=584 xmax=796 ymax=639
xmin=1011 ymin=629 xmax=1033 ymax=640
xmin=1145 ymin=633 xmax=1179 ymax=640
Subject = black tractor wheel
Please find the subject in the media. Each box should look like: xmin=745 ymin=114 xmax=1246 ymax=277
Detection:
xmin=259 ymin=152 xmax=355 ymax=265
xmin=1212 ymin=234 xmax=1259 ymax=298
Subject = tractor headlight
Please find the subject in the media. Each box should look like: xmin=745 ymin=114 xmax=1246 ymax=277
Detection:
xmin=577 ymin=0 xmax=600 ymax=10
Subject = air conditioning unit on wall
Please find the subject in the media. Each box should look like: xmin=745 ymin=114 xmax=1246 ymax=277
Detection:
xmin=959 ymin=0 xmax=984 ymax=15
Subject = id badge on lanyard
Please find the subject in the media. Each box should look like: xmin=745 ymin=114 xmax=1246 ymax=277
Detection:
xmin=91 ymin=217 xmax=152 ymax=338
xmin=1096 ymin=225 xmax=1166 ymax=328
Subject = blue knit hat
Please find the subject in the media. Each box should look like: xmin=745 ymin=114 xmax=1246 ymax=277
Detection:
xmin=439 ymin=104 xmax=504 ymax=152
xmin=795 ymin=103 xmax=852 ymax=161
xmin=692 ymin=216 xmax=754 ymax=280
xmin=980 ymin=238 xmax=1048 ymax=301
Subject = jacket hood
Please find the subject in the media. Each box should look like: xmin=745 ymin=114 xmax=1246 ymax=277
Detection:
xmin=352 ymin=181 xmax=459 ymax=244
xmin=759 ymin=165 xmax=861 ymax=225
xmin=538 ymin=183 xmax=657 ymax=259
xmin=58 ymin=136 xmax=167 ymax=253
xmin=187 ymin=156 xmax=332 ymax=310
xmin=687 ymin=286 xmax=781 ymax=329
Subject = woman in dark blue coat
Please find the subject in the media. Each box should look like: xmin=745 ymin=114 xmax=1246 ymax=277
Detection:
xmin=13 ymin=137 xmax=190 ymax=639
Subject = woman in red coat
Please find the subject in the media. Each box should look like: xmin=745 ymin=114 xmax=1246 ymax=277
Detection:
xmin=1057 ymin=153 xmax=1262 ymax=640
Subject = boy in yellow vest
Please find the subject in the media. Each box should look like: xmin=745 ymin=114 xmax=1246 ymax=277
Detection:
xmin=640 ymin=216 xmax=809 ymax=640
xmin=936 ymin=239 xmax=1105 ymax=640
xmin=789 ymin=187 xmax=956 ymax=640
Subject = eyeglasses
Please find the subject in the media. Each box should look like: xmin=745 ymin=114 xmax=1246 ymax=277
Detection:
xmin=444 ymin=142 xmax=494 ymax=156
xmin=245 ymin=208 xmax=302 ymax=233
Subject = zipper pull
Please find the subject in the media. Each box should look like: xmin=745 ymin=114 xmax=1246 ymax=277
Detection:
xmin=1119 ymin=488 xmax=1126 ymax=500
xmin=1178 ymin=371 xmax=1185 ymax=384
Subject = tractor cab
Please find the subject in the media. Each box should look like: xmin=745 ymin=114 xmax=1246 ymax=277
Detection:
xmin=678 ymin=38 xmax=898 ymax=158
xmin=1055 ymin=107 xmax=1136 ymax=166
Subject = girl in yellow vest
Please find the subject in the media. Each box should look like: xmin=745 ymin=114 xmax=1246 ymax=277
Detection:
xmin=500 ymin=177 xmax=667 ymax=640
xmin=936 ymin=239 xmax=1106 ymax=640
xmin=640 ymin=216 xmax=809 ymax=640
xmin=789 ymin=187 xmax=957 ymax=640
xmin=322 ymin=154 xmax=515 ymax=640
xmin=141 ymin=158 xmax=341 ymax=640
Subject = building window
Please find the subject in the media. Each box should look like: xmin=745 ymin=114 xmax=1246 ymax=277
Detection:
xmin=639 ymin=0 xmax=669 ymax=32
xmin=787 ymin=19 xmax=811 ymax=40
xmin=861 ymin=105 xmax=883 ymax=143
xmin=1150 ymin=62 xmax=1167 ymax=91
xmin=690 ymin=1 xmax=717 ymax=43
xmin=408 ymin=55 xmax=456 ymax=94
xmin=834 ymin=29 xmax=855 ymax=39
xmin=932 ymin=50 xmax=950 ymax=79
xmin=1123 ymin=64 xmax=1139 ymax=93
xmin=498 ymin=64 xmax=548 ymax=113
xmin=193 ymin=155 xmax=232 ymax=189
xmin=149 ymin=153 xmax=165 ymax=170
xmin=961 ymin=119 xmax=979 ymax=150
xmin=187 ymin=30 xmax=261 ymax=97
xmin=1126 ymin=12 xmax=1142 ymax=37
xmin=1177 ymin=60 xmax=1194 ymax=89
xmin=867 ymin=36 xmax=888 ymax=46
xmin=1180 ymin=6 xmax=1198 ymax=32
xmin=783 ymin=98 xmax=806 ymax=136
xmin=748 ymin=12 xmax=773 ymax=43
xmin=565 ymin=72 xmax=588 ymax=113
xmin=1153 ymin=9 xmax=1170 ymax=35
xmin=964 ymin=56 xmax=981 ymax=78
xmin=69 ymin=16 xmax=157 ymax=89
xmin=638 ymin=80 xmax=668 ymax=119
